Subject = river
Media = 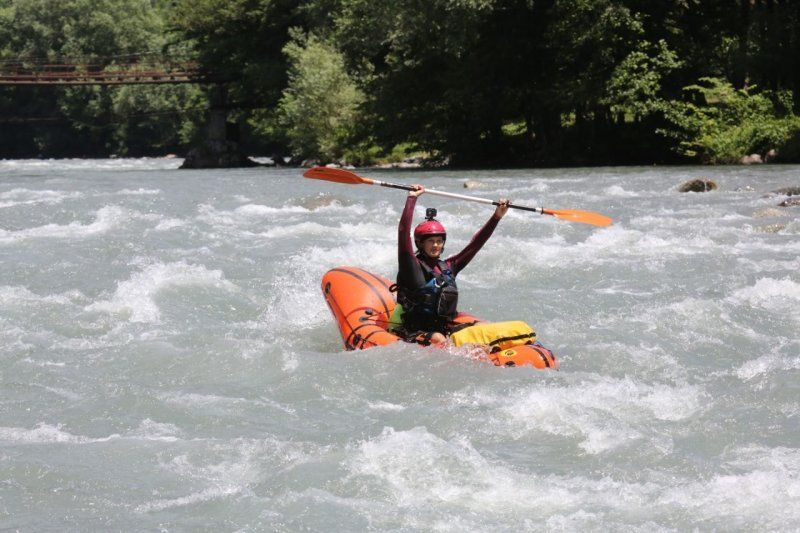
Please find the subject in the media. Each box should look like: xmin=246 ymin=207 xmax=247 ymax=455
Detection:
xmin=1 ymin=158 xmax=798 ymax=530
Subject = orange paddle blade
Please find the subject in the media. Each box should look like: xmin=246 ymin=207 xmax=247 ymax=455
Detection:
xmin=542 ymin=208 xmax=613 ymax=227
xmin=303 ymin=166 xmax=374 ymax=185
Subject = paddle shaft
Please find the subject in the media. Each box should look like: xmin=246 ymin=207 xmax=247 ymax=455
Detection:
xmin=370 ymin=179 xmax=544 ymax=214
xmin=302 ymin=166 xmax=612 ymax=226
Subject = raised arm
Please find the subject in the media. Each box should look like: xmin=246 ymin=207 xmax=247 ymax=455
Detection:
xmin=398 ymin=194 xmax=418 ymax=257
xmin=397 ymin=186 xmax=426 ymax=288
xmin=446 ymin=199 xmax=509 ymax=274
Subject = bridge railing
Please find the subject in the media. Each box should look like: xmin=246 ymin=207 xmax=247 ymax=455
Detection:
xmin=0 ymin=54 xmax=210 ymax=85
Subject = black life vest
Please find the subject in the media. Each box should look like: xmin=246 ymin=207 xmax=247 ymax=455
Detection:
xmin=397 ymin=259 xmax=459 ymax=327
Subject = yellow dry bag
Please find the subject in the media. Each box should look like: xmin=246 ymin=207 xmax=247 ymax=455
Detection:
xmin=450 ymin=321 xmax=536 ymax=351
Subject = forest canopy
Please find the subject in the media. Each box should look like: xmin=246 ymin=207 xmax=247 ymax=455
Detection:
xmin=2 ymin=0 xmax=800 ymax=166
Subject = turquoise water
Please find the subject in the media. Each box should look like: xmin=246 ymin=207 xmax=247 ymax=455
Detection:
xmin=1 ymin=159 xmax=798 ymax=530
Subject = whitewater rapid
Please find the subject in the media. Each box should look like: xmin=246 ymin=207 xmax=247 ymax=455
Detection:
xmin=1 ymin=159 xmax=798 ymax=530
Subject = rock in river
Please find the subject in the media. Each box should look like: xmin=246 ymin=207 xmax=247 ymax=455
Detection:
xmin=679 ymin=179 xmax=717 ymax=192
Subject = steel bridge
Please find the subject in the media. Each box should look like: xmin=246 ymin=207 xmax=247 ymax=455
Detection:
xmin=0 ymin=53 xmax=213 ymax=86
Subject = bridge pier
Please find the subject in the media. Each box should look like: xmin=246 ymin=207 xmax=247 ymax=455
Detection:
xmin=180 ymin=84 xmax=257 ymax=169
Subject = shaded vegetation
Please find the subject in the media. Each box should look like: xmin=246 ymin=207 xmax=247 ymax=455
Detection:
xmin=2 ymin=0 xmax=800 ymax=165
xmin=661 ymin=77 xmax=800 ymax=164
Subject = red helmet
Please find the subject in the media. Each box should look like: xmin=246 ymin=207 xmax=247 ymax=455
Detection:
xmin=414 ymin=220 xmax=446 ymax=241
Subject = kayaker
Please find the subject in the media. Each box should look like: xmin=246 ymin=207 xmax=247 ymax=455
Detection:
xmin=391 ymin=184 xmax=509 ymax=345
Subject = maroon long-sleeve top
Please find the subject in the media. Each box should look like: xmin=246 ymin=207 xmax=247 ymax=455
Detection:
xmin=397 ymin=195 xmax=500 ymax=291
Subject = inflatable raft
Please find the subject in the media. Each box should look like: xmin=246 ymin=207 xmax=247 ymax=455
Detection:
xmin=321 ymin=266 xmax=557 ymax=369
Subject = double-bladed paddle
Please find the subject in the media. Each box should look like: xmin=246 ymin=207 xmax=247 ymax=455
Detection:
xmin=303 ymin=166 xmax=613 ymax=227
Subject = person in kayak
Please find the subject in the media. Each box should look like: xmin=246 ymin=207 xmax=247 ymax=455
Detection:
xmin=391 ymin=184 xmax=509 ymax=345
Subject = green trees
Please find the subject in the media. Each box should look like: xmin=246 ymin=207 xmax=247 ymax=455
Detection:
xmin=2 ymin=0 xmax=800 ymax=164
xmin=326 ymin=0 xmax=800 ymax=165
xmin=271 ymin=32 xmax=364 ymax=162
xmin=169 ymin=0 xmax=302 ymax=108
xmin=661 ymin=78 xmax=800 ymax=164
xmin=328 ymin=0 xmax=684 ymax=165
xmin=602 ymin=40 xmax=681 ymax=120
xmin=0 ymin=0 xmax=200 ymax=157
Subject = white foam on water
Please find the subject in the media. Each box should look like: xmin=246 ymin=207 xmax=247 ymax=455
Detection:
xmin=197 ymin=201 xmax=366 ymax=228
xmin=649 ymin=297 xmax=724 ymax=329
xmin=255 ymin=221 xmax=340 ymax=239
xmin=158 ymin=391 xmax=246 ymax=408
xmin=577 ymin=224 xmax=718 ymax=259
xmin=349 ymin=426 xmax=661 ymax=516
xmin=603 ymin=184 xmax=640 ymax=197
xmin=280 ymin=346 xmax=300 ymax=372
xmin=0 ymin=157 xmax=182 ymax=171
xmin=510 ymin=180 xmax=550 ymax=193
xmin=461 ymin=234 xmax=569 ymax=283
xmin=278 ymin=487 xmax=399 ymax=528
xmin=127 ymin=419 xmax=183 ymax=442
xmin=140 ymin=437 xmax=318 ymax=514
xmin=0 ymin=420 xmax=183 ymax=445
xmin=733 ymin=234 xmax=800 ymax=255
xmin=0 ymin=324 xmax=35 ymax=356
xmin=350 ymin=427 xmax=799 ymax=528
xmin=478 ymin=378 xmax=707 ymax=454
xmin=593 ymin=285 xmax=655 ymax=296
xmin=0 ymin=188 xmax=84 ymax=208
xmin=0 ymin=423 xmax=117 ymax=444
xmin=727 ymin=277 xmax=800 ymax=315
xmin=156 ymin=391 xmax=289 ymax=414
xmin=735 ymin=351 xmax=800 ymax=381
xmin=36 ymin=384 xmax=82 ymax=400
xmin=780 ymin=219 xmax=800 ymax=234
xmin=658 ymin=446 xmax=800 ymax=528
xmin=626 ymin=296 xmax=762 ymax=346
xmin=153 ymin=218 xmax=187 ymax=231
xmin=113 ymin=188 xmax=161 ymax=196
xmin=468 ymin=223 xmax=721 ymax=282
xmin=466 ymin=223 xmax=724 ymax=278
xmin=0 ymin=285 xmax=87 ymax=307
xmin=367 ymin=401 xmax=406 ymax=412
xmin=0 ymin=205 xmax=129 ymax=245
xmin=48 ymin=329 xmax=139 ymax=352
xmin=21 ymin=358 xmax=66 ymax=368
xmin=239 ymin=200 xmax=361 ymax=217
xmin=258 ymin=221 xmax=388 ymax=240
xmin=350 ymin=426 xmax=516 ymax=508
xmin=235 ymin=203 xmax=310 ymax=217
xmin=85 ymin=261 xmax=238 ymax=323
xmin=259 ymin=242 xmax=396 ymax=339
xmin=736 ymin=256 xmax=800 ymax=273
xmin=630 ymin=204 xmax=749 ymax=222
xmin=136 ymin=485 xmax=242 ymax=513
